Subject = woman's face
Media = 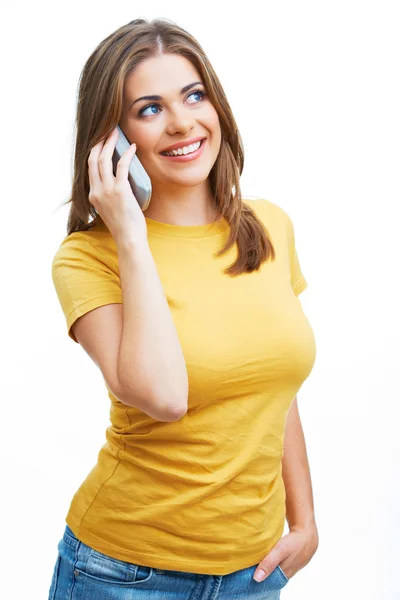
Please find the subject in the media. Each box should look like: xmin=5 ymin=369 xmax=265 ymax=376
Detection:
xmin=119 ymin=53 xmax=222 ymax=189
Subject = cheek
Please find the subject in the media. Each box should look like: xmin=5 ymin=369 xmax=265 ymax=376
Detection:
xmin=130 ymin=129 xmax=162 ymax=167
xmin=206 ymin=108 xmax=221 ymax=139
xmin=209 ymin=115 xmax=222 ymax=149
xmin=130 ymin=127 xmax=155 ymax=150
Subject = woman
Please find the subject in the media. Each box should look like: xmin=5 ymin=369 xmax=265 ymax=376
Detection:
xmin=49 ymin=17 xmax=318 ymax=600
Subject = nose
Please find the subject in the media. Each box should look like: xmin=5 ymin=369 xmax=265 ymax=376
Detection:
xmin=165 ymin=103 xmax=196 ymax=136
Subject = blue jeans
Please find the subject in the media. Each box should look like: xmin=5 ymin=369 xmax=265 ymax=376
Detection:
xmin=48 ymin=525 xmax=290 ymax=599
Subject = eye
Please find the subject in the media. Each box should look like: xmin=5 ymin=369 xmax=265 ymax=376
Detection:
xmin=138 ymin=89 xmax=207 ymax=118
xmin=139 ymin=104 xmax=160 ymax=117
xmin=187 ymin=89 xmax=205 ymax=103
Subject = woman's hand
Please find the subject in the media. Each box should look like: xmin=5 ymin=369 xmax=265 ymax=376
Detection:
xmin=87 ymin=128 xmax=147 ymax=244
xmin=253 ymin=522 xmax=319 ymax=583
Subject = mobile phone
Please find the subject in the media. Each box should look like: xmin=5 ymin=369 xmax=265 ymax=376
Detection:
xmin=112 ymin=125 xmax=152 ymax=211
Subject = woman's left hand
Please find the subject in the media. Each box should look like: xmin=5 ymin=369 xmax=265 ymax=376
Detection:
xmin=253 ymin=522 xmax=319 ymax=583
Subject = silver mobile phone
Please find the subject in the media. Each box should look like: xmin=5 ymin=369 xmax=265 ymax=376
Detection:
xmin=112 ymin=125 xmax=152 ymax=211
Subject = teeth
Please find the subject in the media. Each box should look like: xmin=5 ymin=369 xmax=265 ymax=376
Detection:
xmin=162 ymin=140 xmax=202 ymax=157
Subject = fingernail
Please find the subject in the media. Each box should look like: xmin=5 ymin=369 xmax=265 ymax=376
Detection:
xmin=253 ymin=569 xmax=266 ymax=582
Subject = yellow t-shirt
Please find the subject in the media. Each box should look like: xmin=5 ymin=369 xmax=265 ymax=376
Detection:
xmin=51 ymin=198 xmax=316 ymax=576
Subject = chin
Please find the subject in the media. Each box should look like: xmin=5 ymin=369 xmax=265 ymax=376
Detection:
xmin=172 ymin=171 xmax=211 ymax=185
xmin=161 ymin=165 xmax=211 ymax=181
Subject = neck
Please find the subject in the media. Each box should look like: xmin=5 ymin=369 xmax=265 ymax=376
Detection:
xmin=142 ymin=182 xmax=219 ymax=226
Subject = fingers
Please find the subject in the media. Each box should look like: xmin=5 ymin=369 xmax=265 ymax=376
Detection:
xmin=115 ymin=141 xmax=137 ymax=183
xmin=87 ymin=128 xmax=137 ymax=205
xmin=97 ymin=128 xmax=119 ymax=187
xmin=87 ymin=128 xmax=118 ymax=189
xmin=87 ymin=137 xmax=104 ymax=191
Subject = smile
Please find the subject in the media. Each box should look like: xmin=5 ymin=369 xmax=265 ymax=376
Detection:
xmin=159 ymin=139 xmax=207 ymax=163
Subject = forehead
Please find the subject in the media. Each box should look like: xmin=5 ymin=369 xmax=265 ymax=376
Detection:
xmin=124 ymin=54 xmax=202 ymax=98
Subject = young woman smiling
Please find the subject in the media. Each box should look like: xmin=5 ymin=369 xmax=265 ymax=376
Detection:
xmin=49 ymin=17 xmax=318 ymax=600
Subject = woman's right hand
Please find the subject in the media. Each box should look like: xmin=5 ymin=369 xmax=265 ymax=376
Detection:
xmin=87 ymin=128 xmax=148 ymax=244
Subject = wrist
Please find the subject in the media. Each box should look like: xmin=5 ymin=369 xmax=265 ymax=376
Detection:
xmin=288 ymin=516 xmax=318 ymax=534
xmin=116 ymin=234 xmax=150 ymax=255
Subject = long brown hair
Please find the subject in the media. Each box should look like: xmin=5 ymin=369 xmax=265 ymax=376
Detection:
xmin=60 ymin=18 xmax=275 ymax=275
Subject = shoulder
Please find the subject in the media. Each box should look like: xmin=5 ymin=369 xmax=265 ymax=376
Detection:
xmin=52 ymin=221 xmax=116 ymax=266
xmin=243 ymin=196 xmax=292 ymax=229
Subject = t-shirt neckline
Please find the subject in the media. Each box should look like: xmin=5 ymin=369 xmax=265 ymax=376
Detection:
xmin=144 ymin=215 xmax=229 ymax=239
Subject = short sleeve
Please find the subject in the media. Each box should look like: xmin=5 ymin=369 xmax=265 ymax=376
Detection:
xmin=51 ymin=233 xmax=122 ymax=343
xmin=286 ymin=213 xmax=308 ymax=297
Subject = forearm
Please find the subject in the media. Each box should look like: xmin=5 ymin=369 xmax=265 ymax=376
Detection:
xmin=282 ymin=396 xmax=318 ymax=532
xmin=116 ymin=238 xmax=188 ymax=420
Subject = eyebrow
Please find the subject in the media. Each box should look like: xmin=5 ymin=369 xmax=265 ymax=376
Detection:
xmin=129 ymin=81 xmax=203 ymax=110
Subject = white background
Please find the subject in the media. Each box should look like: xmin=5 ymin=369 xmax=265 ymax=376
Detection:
xmin=1 ymin=1 xmax=399 ymax=599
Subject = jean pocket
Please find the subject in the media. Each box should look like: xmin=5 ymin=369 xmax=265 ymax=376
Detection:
xmin=74 ymin=547 xmax=154 ymax=587
xmin=276 ymin=564 xmax=290 ymax=584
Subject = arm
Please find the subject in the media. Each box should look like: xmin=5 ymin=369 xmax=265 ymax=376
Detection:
xmin=116 ymin=238 xmax=189 ymax=420
xmin=252 ymin=396 xmax=319 ymax=582
xmin=282 ymin=396 xmax=318 ymax=537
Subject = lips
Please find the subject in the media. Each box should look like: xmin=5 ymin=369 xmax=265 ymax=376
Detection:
xmin=159 ymin=138 xmax=207 ymax=162
xmin=159 ymin=137 xmax=207 ymax=154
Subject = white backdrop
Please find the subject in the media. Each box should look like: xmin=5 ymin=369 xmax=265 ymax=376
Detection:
xmin=1 ymin=1 xmax=399 ymax=599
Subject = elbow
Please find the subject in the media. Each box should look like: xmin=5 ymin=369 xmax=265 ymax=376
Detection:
xmin=151 ymin=379 xmax=189 ymax=422
xmin=141 ymin=399 xmax=187 ymax=422
xmin=116 ymin=383 xmax=188 ymax=422
xmin=162 ymin=402 xmax=188 ymax=422
xmin=149 ymin=389 xmax=188 ymax=421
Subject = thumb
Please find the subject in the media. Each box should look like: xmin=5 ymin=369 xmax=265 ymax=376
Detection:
xmin=253 ymin=541 xmax=286 ymax=582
